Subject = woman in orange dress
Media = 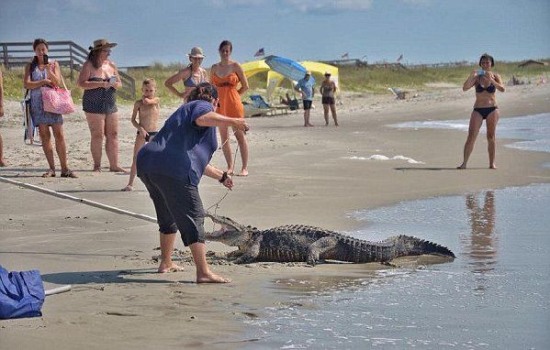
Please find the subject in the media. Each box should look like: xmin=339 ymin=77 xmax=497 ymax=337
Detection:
xmin=210 ymin=40 xmax=249 ymax=176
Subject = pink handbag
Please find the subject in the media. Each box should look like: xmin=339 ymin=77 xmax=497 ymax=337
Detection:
xmin=41 ymin=68 xmax=75 ymax=115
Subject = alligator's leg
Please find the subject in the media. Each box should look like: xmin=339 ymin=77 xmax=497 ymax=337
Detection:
xmin=306 ymin=236 xmax=339 ymax=265
xmin=227 ymin=249 xmax=244 ymax=260
xmin=234 ymin=236 xmax=262 ymax=264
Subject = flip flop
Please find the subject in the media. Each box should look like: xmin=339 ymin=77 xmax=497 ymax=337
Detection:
xmin=42 ymin=169 xmax=56 ymax=178
xmin=60 ymin=170 xmax=78 ymax=178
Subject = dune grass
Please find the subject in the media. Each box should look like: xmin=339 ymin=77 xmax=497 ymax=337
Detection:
xmin=2 ymin=59 xmax=548 ymax=105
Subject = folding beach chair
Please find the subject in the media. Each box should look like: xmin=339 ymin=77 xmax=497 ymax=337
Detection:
xmin=249 ymin=94 xmax=271 ymax=109
xmin=245 ymin=94 xmax=290 ymax=117
xmin=388 ymin=87 xmax=408 ymax=100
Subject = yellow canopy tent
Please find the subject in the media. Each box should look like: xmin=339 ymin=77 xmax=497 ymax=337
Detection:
xmin=242 ymin=59 xmax=339 ymax=101
xmin=241 ymin=60 xmax=270 ymax=79
xmin=301 ymin=61 xmax=339 ymax=87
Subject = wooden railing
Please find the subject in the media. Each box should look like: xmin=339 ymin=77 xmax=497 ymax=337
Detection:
xmin=0 ymin=40 xmax=135 ymax=100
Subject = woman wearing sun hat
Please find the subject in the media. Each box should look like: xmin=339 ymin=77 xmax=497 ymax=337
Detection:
xmin=165 ymin=46 xmax=209 ymax=103
xmin=77 ymin=39 xmax=126 ymax=172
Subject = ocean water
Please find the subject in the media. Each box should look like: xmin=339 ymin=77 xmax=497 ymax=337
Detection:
xmin=239 ymin=113 xmax=550 ymax=349
xmin=392 ymin=112 xmax=550 ymax=155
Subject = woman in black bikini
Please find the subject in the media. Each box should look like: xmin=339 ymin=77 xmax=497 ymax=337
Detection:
xmin=458 ymin=53 xmax=505 ymax=169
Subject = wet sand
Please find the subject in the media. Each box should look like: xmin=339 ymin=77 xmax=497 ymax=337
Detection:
xmin=1 ymin=83 xmax=549 ymax=348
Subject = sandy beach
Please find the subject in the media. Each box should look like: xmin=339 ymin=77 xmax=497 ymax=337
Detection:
xmin=1 ymin=83 xmax=549 ymax=349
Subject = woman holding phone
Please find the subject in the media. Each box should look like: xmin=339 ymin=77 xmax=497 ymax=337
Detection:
xmin=458 ymin=53 xmax=505 ymax=170
xmin=77 ymin=39 xmax=125 ymax=173
xmin=23 ymin=38 xmax=77 ymax=178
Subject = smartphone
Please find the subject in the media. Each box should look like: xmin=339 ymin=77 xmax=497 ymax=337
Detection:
xmin=477 ymin=69 xmax=485 ymax=76
xmin=43 ymin=54 xmax=49 ymax=64
xmin=108 ymin=76 xmax=117 ymax=84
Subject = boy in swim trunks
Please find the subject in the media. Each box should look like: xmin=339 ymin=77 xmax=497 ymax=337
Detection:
xmin=122 ymin=79 xmax=160 ymax=191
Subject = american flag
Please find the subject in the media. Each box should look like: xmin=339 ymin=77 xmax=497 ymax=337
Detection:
xmin=254 ymin=48 xmax=265 ymax=57
xmin=341 ymin=52 xmax=349 ymax=59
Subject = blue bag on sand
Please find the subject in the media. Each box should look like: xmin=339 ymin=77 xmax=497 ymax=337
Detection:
xmin=0 ymin=265 xmax=45 ymax=319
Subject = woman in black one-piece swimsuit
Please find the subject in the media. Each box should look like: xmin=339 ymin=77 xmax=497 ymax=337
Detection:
xmin=77 ymin=39 xmax=126 ymax=173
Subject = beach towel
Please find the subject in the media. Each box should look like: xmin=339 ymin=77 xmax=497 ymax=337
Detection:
xmin=0 ymin=265 xmax=45 ymax=319
xmin=21 ymin=89 xmax=39 ymax=145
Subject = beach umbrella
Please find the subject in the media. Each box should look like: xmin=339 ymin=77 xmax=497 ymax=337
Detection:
xmin=265 ymin=55 xmax=313 ymax=83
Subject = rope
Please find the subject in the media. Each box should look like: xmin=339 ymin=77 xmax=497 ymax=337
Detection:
xmin=206 ymin=129 xmax=240 ymax=213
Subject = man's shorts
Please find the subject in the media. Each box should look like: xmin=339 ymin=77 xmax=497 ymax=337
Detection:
xmin=303 ymin=100 xmax=313 ymax=110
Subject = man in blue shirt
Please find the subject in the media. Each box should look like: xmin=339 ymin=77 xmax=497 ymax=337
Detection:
xmin=295 ymin=71 xmax=315 ymax=127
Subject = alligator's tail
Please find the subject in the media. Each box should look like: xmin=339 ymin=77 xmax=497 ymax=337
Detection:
xmin=388 ymin=235 xmax=455 ymax=259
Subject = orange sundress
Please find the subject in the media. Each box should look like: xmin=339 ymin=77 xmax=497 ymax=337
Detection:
xmin=211 ymin=72 xmax=244 ymax=118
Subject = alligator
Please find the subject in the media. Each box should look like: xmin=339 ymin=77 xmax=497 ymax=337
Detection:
xmin=204 ymin=213 xmax=455 ymax=265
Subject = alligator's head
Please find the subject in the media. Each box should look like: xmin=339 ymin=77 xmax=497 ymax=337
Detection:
xmin=204 ymin=212 xmax=255 ymax=248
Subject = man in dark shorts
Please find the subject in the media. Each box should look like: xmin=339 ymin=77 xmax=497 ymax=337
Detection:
xmin=295 ymin=71 xmax=315 ymax=127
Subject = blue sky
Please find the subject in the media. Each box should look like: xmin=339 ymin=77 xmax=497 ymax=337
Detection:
xmin=1 ymin=0 xmax=549 ymax=67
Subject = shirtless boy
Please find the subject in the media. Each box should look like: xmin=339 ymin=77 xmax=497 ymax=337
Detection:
xmin=122 ymin=79 xmax=160 ymax=191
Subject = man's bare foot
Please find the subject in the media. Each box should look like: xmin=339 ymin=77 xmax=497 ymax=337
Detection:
xmin=197 ymin=271 xmax=231 ymax=283
xmin=457 ymin=163 xmax=467 ymax=169
xmin=93 ymin=165 xmax=102 ymax=172
xmin=489 ymin=164 xmax=497 ymax=169
xmin=121 ymin=185 xmax=133 ymax=191
xmin=0 ymin=160 xmax=6 ymax=167
xmin=158 ymin=263 xmax=185 ymax=273
xmin=227 ymin=168 xmax=234 ymax=176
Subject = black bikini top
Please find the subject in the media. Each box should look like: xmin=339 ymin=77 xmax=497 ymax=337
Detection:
xmin=475 ymin=83 xmax=496 ymax=93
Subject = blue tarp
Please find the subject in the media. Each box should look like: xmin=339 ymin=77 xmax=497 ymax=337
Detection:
xmin=0 ymin=265 xmax=45 ymax=319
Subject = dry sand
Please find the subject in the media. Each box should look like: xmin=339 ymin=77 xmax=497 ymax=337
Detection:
xmin=1 ymin=83 xmax=549 ymax=349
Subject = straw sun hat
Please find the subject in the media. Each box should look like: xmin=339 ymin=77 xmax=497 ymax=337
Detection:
xmin=188 ymin=47 xmax=205 ymax=58
xmin=89 ymin=39 xmax=117 ymax=51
